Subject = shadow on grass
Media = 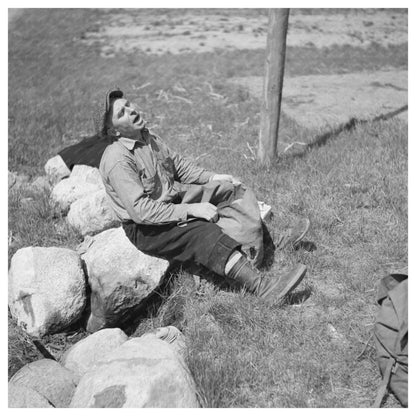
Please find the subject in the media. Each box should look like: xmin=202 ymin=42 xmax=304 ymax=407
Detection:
xmin=294 ymin=240 xmax=317 ymax=252
xmin=288 ymin=104 xmax=408 ymax=159
xmin=283 ymin=284 xmax=313 ymax=306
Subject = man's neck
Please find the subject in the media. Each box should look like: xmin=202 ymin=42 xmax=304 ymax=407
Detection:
xmin=123 ymin=130 xmax=145 ymax=142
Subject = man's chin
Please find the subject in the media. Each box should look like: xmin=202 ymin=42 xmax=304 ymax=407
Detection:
xmin=135 ymin=121 xmax=146 ymax=130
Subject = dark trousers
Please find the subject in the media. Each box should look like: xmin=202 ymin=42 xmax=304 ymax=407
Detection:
xmin=123 ymin=220 xmax=240 ymax=276
xmin=123 ymin=181 xmax=242 ymax=276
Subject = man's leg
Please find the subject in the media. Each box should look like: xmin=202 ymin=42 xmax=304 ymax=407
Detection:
xmin=123 ymin=220 xmax=307 ymax=303
xmin=123 ymin=220 xmax=239 ymax=276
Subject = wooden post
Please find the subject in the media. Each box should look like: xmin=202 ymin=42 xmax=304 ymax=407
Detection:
xmin=258 ymin=9 xmax=289 ymax=166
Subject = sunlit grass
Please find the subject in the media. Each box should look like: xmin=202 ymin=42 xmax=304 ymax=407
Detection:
xmin=8 ymin=9 xmax=407 ymax=407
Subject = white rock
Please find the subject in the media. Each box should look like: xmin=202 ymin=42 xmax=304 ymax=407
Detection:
xmin=67 ymin=189 xmax=120 ymax=236
xmin=50 ymin=165 xmax=104 ymax=212
xmin=8 ymin=382 xmax=54 ymax=408
xmin=81 ymin=227 xmax=169 ymax=332
xmin=141 ymin=326 xmax=186 ymax=356
xmin=10 ymin=359 xmax=77 ymax=408
xmin=44 ymin=155 xmax=71 ymax=183
xmin=51 ymin=177 xmax=103 ymax=212
xmin=8 ymin=247 xmax=87 ymax=337
xmin=61 ymin=328 xmax=128 ymax=382
xmin=70 ymin=336 xmax=199 ymax=408
xmin=70 ymin=165 xmax=103 ymax=187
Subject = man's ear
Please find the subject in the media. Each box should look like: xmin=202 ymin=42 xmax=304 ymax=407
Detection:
xmin=107 ymin=127 xmax=120 ymax=137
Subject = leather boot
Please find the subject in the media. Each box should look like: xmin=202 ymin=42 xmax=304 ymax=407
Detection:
xmin=227 ymin=256 xmax=307 ymax=303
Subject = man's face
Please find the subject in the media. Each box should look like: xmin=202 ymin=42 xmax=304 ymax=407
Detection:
xmin=109 ymin=98 xmax=146 ymax=137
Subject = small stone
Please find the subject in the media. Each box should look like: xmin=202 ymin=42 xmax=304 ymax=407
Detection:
xmin=10 ymin=359 xmax=77 ymax=408
xmin=8 ymin=382 xmax=54 ymax=408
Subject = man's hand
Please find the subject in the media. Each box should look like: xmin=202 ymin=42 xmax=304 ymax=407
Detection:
xmin=211 ymin=174 xmax=241 ymax=185
xmin=187 ymin=203 xmax=219 ymax=222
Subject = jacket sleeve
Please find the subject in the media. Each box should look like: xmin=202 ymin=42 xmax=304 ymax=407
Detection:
xmin=169 ymin=147 xmax=216 ymax=184
xmin=106 ymin=160 xmax=189 ymax=225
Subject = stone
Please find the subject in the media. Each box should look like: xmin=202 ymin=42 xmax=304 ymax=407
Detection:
xmin=8 ymin=382 xmax=54 ymax=408
xmin=8 ymin=247 xmax=87 ymax=337
xmin=51 ymin=177 xmax=103 ymax=212
xmin=50 ymin=165 xmax=104 ymax=212
xmin=20 ymin=197 xmax=34 ymax=210
xmin=67 ymin=189 xmax=120 ymax=236
xmin=10 ymin=359 xmax=77 ymax=408
xmin=61 ymin=328 xmax=128 ymax=382
xmin=8 ymin=170 xmax=30 ymax=191
xmin=44 ymin=155 xmax=71 ymax=184
xmin=30 ymin=175 xmax=52 ymax=193
xmin=70 ymin=164 xmax=104 ymax=186
xmin=70 ymin=336 xmax=199 ymax=408
xmin=81 ymin=227 xmax=169 ymax=332
xmin=141 ymin=326 xmax=186 ymax=356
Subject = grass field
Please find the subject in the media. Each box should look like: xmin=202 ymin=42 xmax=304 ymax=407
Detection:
xmin=8 ymin=9 xmax=407 ymax=407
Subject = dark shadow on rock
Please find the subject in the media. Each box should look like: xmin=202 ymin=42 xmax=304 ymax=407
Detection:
xmin=123 ymin=273 xmax=176 ymax=335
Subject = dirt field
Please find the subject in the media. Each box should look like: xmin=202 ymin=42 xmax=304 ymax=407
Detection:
xmin=233 ymin=70 xmax=408 ymax=129
xmin=80 ymin=8 xmax=408 ymax=128
xmin=83 ymin=9 xmax=407 ymax=55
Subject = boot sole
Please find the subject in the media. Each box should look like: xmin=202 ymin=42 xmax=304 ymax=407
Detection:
xmin=276 ymin=264 xmax=307 ymax=300
xmin=261 ymin=264 xmax=307 ymax=303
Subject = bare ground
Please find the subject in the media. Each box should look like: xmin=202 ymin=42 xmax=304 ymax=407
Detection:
xmin=232 ymin=70 xmax=408 ymax=129
xmin=78 ymin=8 xmax=408 ymax=128
xmin=82 ymin=9 xmax=407 ymax=56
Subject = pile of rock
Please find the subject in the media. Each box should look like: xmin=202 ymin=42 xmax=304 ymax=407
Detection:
xmin=9 ymin=327 xmax=199 ymax=408
xmin=9 ymin=156 xmax=167 ymax=335
xmin=8 ymin=157 xmax=199 ymax=407
xmin=48 ymin=157 xmax=120 ymax=236
xmin=8 ymin=228 xmax=169 ymax=336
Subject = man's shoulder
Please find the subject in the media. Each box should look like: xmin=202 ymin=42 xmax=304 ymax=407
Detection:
xmin=100 ymin=140 xmax=131 ymax=173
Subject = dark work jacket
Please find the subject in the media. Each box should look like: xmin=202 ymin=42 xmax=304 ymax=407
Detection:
xmin=58 ymin=134 xmax=116 ymax=170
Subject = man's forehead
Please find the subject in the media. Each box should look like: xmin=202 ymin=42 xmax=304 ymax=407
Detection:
xmin=112 ymin=97 xmax=127 ymax=109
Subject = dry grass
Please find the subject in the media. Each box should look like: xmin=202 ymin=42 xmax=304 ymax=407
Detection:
xmin=8 ymin=9 xmax=407 ymax=407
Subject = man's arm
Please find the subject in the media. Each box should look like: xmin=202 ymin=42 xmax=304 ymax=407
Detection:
xmin=107 ymin=160 xmax=219 ymax=224
xmin=169 ymin=148 xmax=241 ymax=185
xmin=170 ymin=150 xmax=215 ymax=184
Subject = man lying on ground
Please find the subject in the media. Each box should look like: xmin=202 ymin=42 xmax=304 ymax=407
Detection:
xmin=98 ymin=88 xmax=310 ymax=303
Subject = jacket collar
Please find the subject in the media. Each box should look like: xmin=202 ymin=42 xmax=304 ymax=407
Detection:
xmin=118 ymin=129 xmax=149 ymax=150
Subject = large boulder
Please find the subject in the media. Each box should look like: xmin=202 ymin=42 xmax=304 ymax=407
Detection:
xmin=67 ymin=189 xmax=120 ymax=236
xmin=10 ymin=359 xmax=77 ymax=408
xmin=141 ymin=326 xmax=186 ymax=356
xmin=70 ymin=164 xmax=104 ymax=184
xmin=50 ymin=165 xmax=104 ymax=212
xmin=44 ymin=155 xmax=71 ymax=184
xmin=8 ymin=383 xmax=54 ymax=408
xmin=81 ymin=227 xmax=169 ymax=332
xmin=8 ymin=247 xmax=87 ymax=337
xmin=61 ymin=328 xmax=128 ymax=382
xmin=70 ymin=335 xmax=199 ymax=408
